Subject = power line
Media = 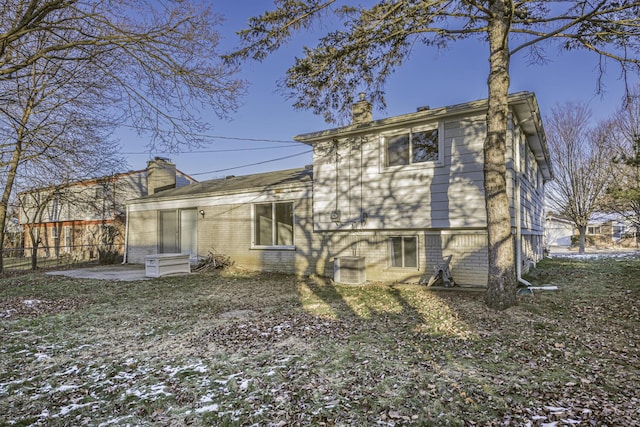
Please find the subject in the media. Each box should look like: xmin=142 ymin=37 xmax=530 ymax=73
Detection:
xmin=121 ymin=145 xmax=299 ymax=155
xmin=118 ymin=124 xmax=301 ymax=144
xmin=190 ymin=149 xmax=312 ymax=177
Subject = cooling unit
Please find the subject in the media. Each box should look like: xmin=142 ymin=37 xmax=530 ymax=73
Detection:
xmin=334 ymin=256 xmax=366 ymax=284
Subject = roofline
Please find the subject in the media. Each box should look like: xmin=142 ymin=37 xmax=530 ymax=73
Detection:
xmin=126 ymin=179 xmax=312 ymax=206
xmin=293 ymin=91 xmax=553 ymax=181
xmin=294 ymin=92 xmax=534 ymax=143
xmin=126 ymin=168 xmax=312 ymax=206
xmin=17 ymin=167 xmax=197 ymax=196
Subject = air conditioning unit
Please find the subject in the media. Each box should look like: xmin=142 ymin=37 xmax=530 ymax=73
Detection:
xmin=334 ymin=256 xmax=366 ymax=284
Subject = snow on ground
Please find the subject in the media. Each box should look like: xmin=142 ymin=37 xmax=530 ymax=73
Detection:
xmin=548 ymin=248 xmax=640 ymax=260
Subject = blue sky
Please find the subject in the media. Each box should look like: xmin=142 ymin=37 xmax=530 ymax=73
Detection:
xmin=120 ymin=1 xmax=634 ymax=180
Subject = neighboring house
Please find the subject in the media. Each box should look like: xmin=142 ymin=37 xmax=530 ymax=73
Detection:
xmin=587 ymin=212 xmax=637 ymax=246
xmin=125 ymin=92 xmax=552 ymax=286
xmin=545 ymin=212 xmax=574 ymax=248
xmin=3 ymin=216 xmax=23 ymax=257
xmin=19 ymin=158 xmax=195 ymax=260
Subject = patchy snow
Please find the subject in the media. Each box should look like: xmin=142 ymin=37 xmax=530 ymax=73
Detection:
xmin=56 ymin=365 xmax=80 ymax=376
xmin=97 ymin=416 xmax=134 ymax=427
xmin=200 ymin=393 xmax=215 ymax=403
xmin=54 ymin=384 xmax=79 ymax=393
xmin=163 ymin=362 xmax=208 ymax=377
xmin=125 ymin=383 xmax=172 ymax=400
xmin=0 ymin=378 xmax=29 ymax=395
xmin=33 ymin=353 xmax=51 ymax=361
xmin=22 ymin=299 xmax=42 ymax=306
xmin=57 ymin=402 xmax=94 ymax=416
xmin=549 ymin=250 xmax=640 ymax=260
xmin=195 ymin=404 xmax=219 ymax=413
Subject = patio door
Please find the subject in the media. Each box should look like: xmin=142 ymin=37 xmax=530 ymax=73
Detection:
xmin=159 ymin=209 xmax=197 ymax=256
xmin=180 ymin=209 xmax=197 ymax=257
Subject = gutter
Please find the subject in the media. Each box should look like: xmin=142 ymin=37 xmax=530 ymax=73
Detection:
xmin=514 ymin=130 xmax=558 ymax=295
xmin=122 ymin=204 xmax=129 ymax=264
xmin=515 ymin=156 xmax=533 ymax=289
xmin=513 ymin=124 xmax=534 ymax=290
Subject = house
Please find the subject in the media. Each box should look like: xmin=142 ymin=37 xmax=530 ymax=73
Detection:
xmin=545 ymin=212 xmax=574 ymax=248
xmin=19 ymin=158 xmax=195 ymax=261
xmin=3 ymin=216 xmax=23 ymax=258
xmin=587 ymin=212 xmax=637 ymax=247
xmin=125 ymin=92 xmax=552 ymax=285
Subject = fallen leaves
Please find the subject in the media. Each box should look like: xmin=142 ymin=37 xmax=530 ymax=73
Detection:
xmin=0 ymin=297 xmax=86 ymax=318
xmin=1 ymin=256 xmax=639 ymax=425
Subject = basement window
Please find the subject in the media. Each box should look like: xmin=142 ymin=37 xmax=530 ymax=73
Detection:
xmin=389 ymin=236 xmax=418 ymax=269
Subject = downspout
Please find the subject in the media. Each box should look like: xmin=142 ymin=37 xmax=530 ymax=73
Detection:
xmin=122 ymin=204 xmax=129 ymax=264
xmin=514 ymin=129 xmax=533 ymax=289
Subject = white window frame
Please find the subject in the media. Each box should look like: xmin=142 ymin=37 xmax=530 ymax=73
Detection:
xmin=381 ymin=121 xmax=444 ymax=171
xmin=388 ymin=235 xmax=419 ymax=269
xmin=251 ymin=201 xmax=296 ymax=250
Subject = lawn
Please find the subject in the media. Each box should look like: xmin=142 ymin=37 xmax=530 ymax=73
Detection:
xmin=1 ymin=256 xmax=639 ymax=426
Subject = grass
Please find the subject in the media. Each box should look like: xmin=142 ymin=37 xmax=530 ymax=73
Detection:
xmin=1 ymin=256 xmax=639 ymax=426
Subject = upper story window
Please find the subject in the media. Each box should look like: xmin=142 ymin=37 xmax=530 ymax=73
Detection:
xmin=384 ymin=123 xmax=443 ymax=168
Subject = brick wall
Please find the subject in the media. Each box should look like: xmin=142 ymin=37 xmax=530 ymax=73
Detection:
xmin=127 ymin=197 xmax=490 ymax=286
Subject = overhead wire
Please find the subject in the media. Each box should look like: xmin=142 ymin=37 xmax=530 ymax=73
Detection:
xmin=120 ymin=144 xmax=299 ymax=155
xmin=189 ymin=149 xmax=312 ymax=177
xmin=117 ymin=124 xmax=301 ymax=144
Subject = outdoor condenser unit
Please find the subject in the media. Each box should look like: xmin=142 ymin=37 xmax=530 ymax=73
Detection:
xmin=333 ymin=256 xmax=366 ymax=284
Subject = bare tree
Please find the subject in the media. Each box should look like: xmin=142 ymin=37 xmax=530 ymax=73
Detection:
xmin=606 ymin=87 xmax=640 ymax=239
xmin=228 ymin=0 xmax=640 ymax=309
xmin=546 ymin=102 xmax=615 ymax=254
xmin=0 ymin=0 xmax=245 ymax=272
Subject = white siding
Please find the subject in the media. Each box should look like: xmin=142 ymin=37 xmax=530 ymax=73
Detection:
xmin=312 ymin=113 xmax=488 ymax=231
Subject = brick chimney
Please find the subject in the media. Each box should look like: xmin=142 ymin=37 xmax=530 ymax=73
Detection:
xmin=352 ymin=93 xmax=372 ymax=125
xmin=147 ymin=157 xmax=176 ymax=195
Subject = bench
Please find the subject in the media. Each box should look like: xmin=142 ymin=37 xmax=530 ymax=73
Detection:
xmin=145 ymin=253 xmax=191 ymax=278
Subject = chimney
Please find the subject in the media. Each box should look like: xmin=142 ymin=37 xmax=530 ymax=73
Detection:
xmin=147 ymin=157 xmax=177 ymax=195
xmin=352 ymin=93 xmax=372 ymax=125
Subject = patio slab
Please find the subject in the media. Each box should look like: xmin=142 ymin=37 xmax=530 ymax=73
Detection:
xmin=47 ymin=265 xmax=149 ymax=281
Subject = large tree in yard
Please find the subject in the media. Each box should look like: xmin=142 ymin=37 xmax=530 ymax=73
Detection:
xmin=606 ymin=86 xmax=640 ymax=238
xmin=0 ymin=0 xmax=245 ymax=272
xmin=546 ymin=102 xmax=616 ymax=254
xmin=229 ymin=0 xmax=640 ymax=309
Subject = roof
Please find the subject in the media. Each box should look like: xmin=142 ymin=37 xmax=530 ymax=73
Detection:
xmin=17 ymin=167 xmax=196 ymax=195
xmin=294 ymin=91 xmax=553 ymax=181
xmin=129 ymin=167 xmax=312 ymax=203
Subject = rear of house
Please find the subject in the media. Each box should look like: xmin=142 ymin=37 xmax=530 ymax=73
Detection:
xmin=125 ymin=92 xmax=552 ymax=286
xmin=125 ymin=168 xmax=319 ymax=274
xmin=294 ymin=92 xmax=551 ymax=285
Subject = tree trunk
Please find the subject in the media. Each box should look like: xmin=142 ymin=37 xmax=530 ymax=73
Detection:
xmin=0 ymin=134 xmax=24 ymax=274
xmin=28 ymin=226 xmax=39 ymax=271
xmin=484 ymin=0 xmax=517 ymax=310
xmin=577 ymin=225 xmax=587 ymax=254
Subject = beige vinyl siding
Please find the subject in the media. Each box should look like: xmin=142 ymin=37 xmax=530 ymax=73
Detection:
xmin=126 ymin=210 xmax=159 ymax=261
xmin=312 ymin=114 xmax=488 ymax=231
xmin=520 ymin=142 xmax=545 ymax=233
